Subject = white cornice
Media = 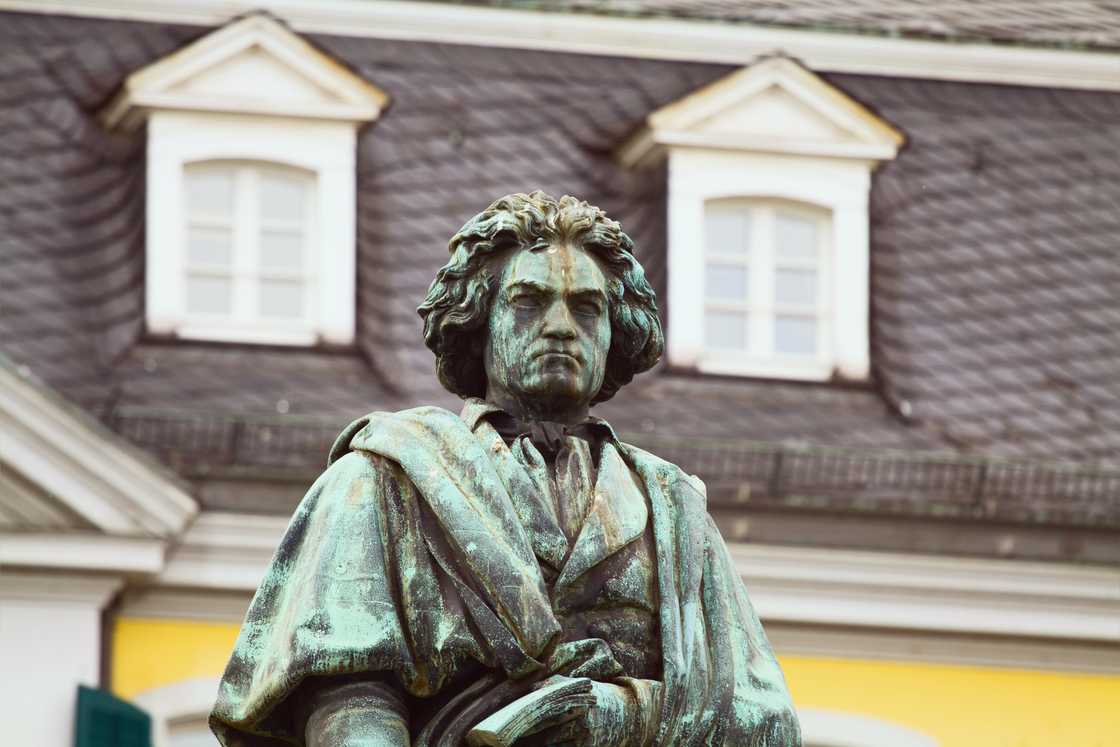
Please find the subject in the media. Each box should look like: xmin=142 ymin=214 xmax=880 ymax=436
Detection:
xmin=119 ymin=587 xmax=252 ymax=622
xmin=158 ymin=511 xmax=288 ymax=590
xmin=0 ymin=532 xmax=166 ymax=573
xmin=730 ymin=543 xmax=1120 ymax=643
xmin=0 ymin=364 xmax=198 ymax=538
xmin=2 ymin=0 xmax=1118 ymax=91
xmin=0 ymin=571 xmax=124 ymax=607
xmin=766 ymin=622 xmax=1120 ymax=675
xmin=148 ymin=511 xmax=1120 ymax=645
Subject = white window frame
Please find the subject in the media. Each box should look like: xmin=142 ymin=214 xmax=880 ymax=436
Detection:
xmin=702 ymin=197 xmax=833 ymax=376
xmin=181 ymin=159 xmax=319 ymax=340
xmin=669 ymin=147 xmax=872 ymax=380
xmin=147 ymin=111 xmax=357 ymax=345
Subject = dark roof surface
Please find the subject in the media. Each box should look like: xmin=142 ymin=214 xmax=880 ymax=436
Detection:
xmin=444 ymin=0 xmax=1120 ymax=51
xmin=1 ymin=12 xmax=1118 ymax=519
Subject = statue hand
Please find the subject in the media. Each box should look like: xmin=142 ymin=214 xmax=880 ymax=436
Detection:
xmin=516 ymin=678 xmax=636 ymax=747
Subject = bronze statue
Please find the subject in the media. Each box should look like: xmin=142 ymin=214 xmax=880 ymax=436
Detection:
xmin=210 ymin=193 xmax=800 ymax=746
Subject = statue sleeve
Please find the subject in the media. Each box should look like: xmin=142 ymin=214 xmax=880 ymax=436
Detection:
xmin=210 ymin=450 xmax=487 ymax=746
xmin=703 ymin=515 xmax=802 ymax=746
xmin=304 ymin=681 xmax=410 ymax=747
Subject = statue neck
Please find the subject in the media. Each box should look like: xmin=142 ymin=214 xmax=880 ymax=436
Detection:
xmin=483 ymin=385 xmax=590 ymax=427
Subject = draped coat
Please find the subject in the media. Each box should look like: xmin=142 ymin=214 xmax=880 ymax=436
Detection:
xmin=210 ymin=404 xmax=800 ymax=746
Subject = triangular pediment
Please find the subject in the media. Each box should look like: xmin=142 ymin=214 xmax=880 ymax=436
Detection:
xmin=691 ymin=83 xmax=851 ymax=141
xmin=101 ymin=14 xmax=388 ymax=130
xmin=618 ymin=57 xmax=903 ymax=167
xmin=0 ymin=358 xmax=197 ymax=541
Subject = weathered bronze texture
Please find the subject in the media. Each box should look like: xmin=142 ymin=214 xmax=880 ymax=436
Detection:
xmin=210 ymin=193 xmax=800 ymax=746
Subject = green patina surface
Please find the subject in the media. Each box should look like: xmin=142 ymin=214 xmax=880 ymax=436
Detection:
xmin=210 ymin=193 xmax=800 ymax=746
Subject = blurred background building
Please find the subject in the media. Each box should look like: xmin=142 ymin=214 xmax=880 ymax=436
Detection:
xmin=1 ymin=2 xmax=1118 ymax=745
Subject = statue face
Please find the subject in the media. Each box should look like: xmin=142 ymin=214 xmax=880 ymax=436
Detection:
xmin=484 ymin=243 xmax=611 ymax=417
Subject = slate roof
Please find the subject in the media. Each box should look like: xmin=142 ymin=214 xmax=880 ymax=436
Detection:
xmin=1 ymin=11 xmax=1118 ymax=522
xmin=450 ymin=0 xmax=1120 ymax=51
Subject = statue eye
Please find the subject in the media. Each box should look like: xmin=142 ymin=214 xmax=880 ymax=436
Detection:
xmin=573 ymin=300 xmax=602 ymax=317
xmin=511 ymin=294 xmax=542 ymax=310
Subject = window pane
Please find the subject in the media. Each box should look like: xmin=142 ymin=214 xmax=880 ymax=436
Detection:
xmin=775 ymin=315 xmax=817 ymax=355
xmin=706 ymin=263 xmax=748 ymax=302
xmin=705 ymin=310 xmax=747 ymax=350
xmin=260 ymin=229 xmax=304 ymax=272
xmin=260 ymin=279 xmax=305 ymax=318
xmin=185 ymin=165 xmax=234 ymax=219
xmin=186 ymin=274 xmax=232 ymax=315
xmin=705 ymin=204 xmax=750 ymax=254
xmin=260 ymin=170 xmax=309 ymax=223
xmin=776 ymin=212 xmax=818 ymax=261
xmin=187 ymin=226 xmax=232 ymax=267
xmin=775 ymin=268 xmax=817 ymax=306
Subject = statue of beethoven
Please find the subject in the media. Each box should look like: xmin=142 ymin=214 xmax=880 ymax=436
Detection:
xmin=210 ymin=192 xmax=800 ymax=746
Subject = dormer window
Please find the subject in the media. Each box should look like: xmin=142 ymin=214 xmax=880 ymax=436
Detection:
xmin=99 ymin=15 xmax=387 ymax=346
xmin=618 ymin=57 xmax=902 ymax=381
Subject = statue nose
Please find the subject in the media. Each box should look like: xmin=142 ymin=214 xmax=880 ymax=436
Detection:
xmin=542 ymin=301 xmax=577 ymax=338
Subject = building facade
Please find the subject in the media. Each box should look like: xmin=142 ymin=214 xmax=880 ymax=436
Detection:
xmin=1 ymin=2 xmax=1119 ymax=745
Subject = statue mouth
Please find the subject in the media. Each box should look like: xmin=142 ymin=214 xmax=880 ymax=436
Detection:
xmin=534 ymin=350 xmax=582 ymax=365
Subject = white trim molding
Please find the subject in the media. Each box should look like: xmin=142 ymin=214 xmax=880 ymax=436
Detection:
xmin=799 ymin=709 xmax=938 ymax=747
xmin=631 ymin=58 xmax=899 ymax=381
xmin=119 ymin=587 xmax=253 ymax=623
xmin=765 ymin=623 xmax=1120 ymax=675
xmin=100 ymin=14 xmax=386 ymax=347
xmin=132 ymin=676 xmax=221 ymax=747
xmin=730 ymin=543 xmax=1120 ymax=643
xmin=0 ymin=363 xmax=197 ymax=538
xmin=159 ymin=512 xmax=288 ymax=590
xmin=3 ymin=0 xmax=1118 ymax=92
xmin=0 ymin=533 xmax=166 ymax=574
xmin=0 ymin=571 xmax=124 ymax=608
xmin=145 ymin=511 xmax=1120 ymax=646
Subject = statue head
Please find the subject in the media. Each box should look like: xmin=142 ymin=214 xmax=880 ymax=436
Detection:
xmin=418 ymin=191 xmax=663 ymax=420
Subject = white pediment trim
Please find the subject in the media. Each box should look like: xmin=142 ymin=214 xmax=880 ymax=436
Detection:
xmin=0 ymin=360 xmax=197 ymax=539
xmin=619 ymin=56 xmax=903 ymax=168
xmin=101 ymin=13 xmax=388 ymax=131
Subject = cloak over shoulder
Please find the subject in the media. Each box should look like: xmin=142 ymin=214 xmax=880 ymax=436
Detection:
xmin=210 ymin=406 xmax=799 ymax=746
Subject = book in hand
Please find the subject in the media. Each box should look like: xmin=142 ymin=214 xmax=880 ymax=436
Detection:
xmin=466 ymin=675 xmax=595 ymax=747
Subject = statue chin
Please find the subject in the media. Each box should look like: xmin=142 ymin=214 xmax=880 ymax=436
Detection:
xmin=517 ymin=375 xmax=598 ymax=414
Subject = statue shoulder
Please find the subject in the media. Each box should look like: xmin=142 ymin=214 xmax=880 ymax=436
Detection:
xmin=327 ymin=405 xmax=465 ymax=465
xmin=618 ymin=441 xmax=708 ymax=505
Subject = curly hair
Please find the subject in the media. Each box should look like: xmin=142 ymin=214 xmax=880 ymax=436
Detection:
xmin=417 ymin=191 xmax=664 ymax=405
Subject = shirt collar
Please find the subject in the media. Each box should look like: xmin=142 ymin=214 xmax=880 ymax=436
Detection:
xmin=459 ymin=397 xmax=620 ymax=445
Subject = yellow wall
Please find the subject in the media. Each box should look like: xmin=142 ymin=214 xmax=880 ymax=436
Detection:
xmin=112 ymin=618 xmax=1120 ymax=746
xmin=784 ymin=655 xmax=1120 ymax=747
xmin=111 ymin=617 xmax=240 ymax=700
